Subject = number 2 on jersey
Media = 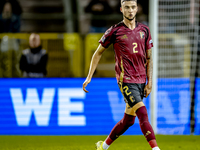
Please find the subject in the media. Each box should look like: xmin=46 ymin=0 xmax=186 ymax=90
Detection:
xmin=133 ymin=43 xmax=138 ymax=53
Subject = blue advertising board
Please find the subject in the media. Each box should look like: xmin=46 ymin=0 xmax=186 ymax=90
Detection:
xmin=0 ymin=78 xmax=192 ymax=135
xmin=157 ymin=78 xmax=191 ymax=135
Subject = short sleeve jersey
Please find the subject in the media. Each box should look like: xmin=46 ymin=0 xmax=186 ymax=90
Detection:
xmin=99 ymin=21 xmax=153 ymax=83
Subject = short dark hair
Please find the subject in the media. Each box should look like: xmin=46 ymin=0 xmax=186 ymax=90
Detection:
xmin=121 ymin=0 xmax=137 ymax=4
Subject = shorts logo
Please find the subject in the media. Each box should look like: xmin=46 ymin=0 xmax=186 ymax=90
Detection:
xmin=140 ymin=32 xmax=145 ymax=39
xmin=130 ymin=96 xmax=135 ymax=103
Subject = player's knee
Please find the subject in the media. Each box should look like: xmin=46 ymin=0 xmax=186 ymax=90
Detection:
xmin=122 ymin=119 xmax=134 ymax=128
xmin=136 ymin=106 xmax=148 ymax=123
xmin=127 ymin=119 xmax=135 ymax=127
xmin=122 ymin=114 xmax=135 ymax=127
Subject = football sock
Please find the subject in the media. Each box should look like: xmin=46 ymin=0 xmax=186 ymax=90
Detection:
xmin=105 ymin=136 xmax=113 ymax=145
xmin=102 ymin=141 xmax=110 ymax=150
xmin=107 ymin=113 xmax=136 ymax=142
xmin=136 ymin=106 xmax=157 ymax=146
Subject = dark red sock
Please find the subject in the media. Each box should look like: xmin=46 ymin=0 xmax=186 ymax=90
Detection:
xmin=105 ymin=136 xmax=113 ymax=145
xmin=106 ymin=113 xmax=136 ymax=145
xmin=136 ymin=106 xmax=156 ymax=143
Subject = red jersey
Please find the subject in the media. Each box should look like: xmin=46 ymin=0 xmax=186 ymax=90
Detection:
xmin=99 ymin=21 xmax=153 ymax=83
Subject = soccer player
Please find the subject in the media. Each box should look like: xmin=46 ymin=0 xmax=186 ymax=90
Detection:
xmin=82 ymin=0 xmax=160 ymax=150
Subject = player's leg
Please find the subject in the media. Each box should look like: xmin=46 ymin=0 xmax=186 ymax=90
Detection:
xmin=97 ymin=112 xmax=135 ymax=150
xmin=96 ymin=83 xmax=137 ymax=150
xmin=100 ymin=100 xmax=151 ymax=150
xmin=126 ymin=83 xmax=160 ymax=150
xmin=104 ymin=113 xmax=136 ymax=147
xmin=135 ymin=103 xmax=160 ymax=150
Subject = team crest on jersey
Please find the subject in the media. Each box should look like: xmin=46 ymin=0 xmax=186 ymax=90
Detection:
xmin=140 ymin=32 xmax=145 ymax=39
xmin=121 ymin=34 xmax=128 ymax=39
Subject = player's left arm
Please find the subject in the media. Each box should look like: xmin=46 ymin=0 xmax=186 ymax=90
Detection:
xmin=144 ymin=48 xmax=153 ymax=98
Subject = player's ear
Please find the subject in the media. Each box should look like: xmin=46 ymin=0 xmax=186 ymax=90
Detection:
xmin=120 ymin=7 xmax=122 ymax=13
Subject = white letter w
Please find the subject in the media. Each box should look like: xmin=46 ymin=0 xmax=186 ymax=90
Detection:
xmin=10 ymin=88 xmax=55 ymax=126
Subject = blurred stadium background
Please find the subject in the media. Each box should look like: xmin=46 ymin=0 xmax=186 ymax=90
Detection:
xmin=0 ymin=0 xmax=200 ymax=148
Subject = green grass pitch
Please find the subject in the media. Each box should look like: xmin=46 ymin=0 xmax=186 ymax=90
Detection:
xmin=0 ymin=135 xmax=199 ymax=150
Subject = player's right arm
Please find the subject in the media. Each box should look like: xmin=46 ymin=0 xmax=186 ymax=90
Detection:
xmin=83 ymin=44 xmax=106 ymax=93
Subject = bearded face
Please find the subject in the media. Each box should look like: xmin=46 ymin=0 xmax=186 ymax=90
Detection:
xmin=120 ymin=1 xmax=138 ymax=21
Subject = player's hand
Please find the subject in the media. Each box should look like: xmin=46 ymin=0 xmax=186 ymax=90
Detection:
xmin=144 ymin=84 xmax=152 ymax=98
xmin=83 ymin=78 xmax=91 ymax=93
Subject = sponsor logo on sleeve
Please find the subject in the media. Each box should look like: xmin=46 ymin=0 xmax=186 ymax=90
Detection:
xmin=149 ymin=39 xmax=153 ymax=44
xmin=101 ymin=35 xmax=106 ymax=43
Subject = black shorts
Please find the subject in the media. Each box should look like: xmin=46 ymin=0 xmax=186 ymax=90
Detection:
xmin=118 ymin=82 xmax=145 ymax=107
